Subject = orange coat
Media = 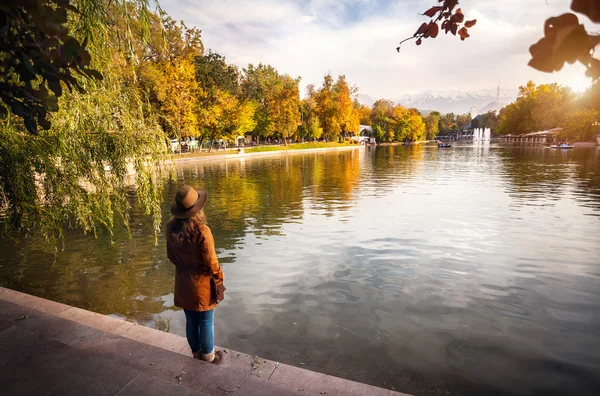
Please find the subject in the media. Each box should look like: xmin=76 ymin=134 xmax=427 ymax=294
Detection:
xmin=166 ymin=224 xmax=224 ymax=311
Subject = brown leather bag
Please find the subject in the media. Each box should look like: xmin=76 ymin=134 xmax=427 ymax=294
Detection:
xmin=210 ymin=274 xmax=226 ymax=304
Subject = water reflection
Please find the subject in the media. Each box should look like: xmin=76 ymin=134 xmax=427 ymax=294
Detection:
xmin=1 ymin=145 xmax=600 ymax=396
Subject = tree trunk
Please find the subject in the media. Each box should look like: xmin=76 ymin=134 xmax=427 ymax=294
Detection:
xmin=208 ymin=139 xmax=213 ymax=152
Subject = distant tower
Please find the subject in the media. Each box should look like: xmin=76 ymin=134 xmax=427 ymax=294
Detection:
xmin=497 ymin=81 xmax=500 ymax=103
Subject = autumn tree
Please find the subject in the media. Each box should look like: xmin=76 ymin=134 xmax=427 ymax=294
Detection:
xmin=369 ymin=100 xmax=425 ymax=143
xmin=531 ymin=84 xmax=575 ymax=130
xmin=241 ymin=64 xmax=300 ymax=143
xmin=424 ymin=111 xmax=441 ymax=140
xmin=370 ymin=99 xmax=394 ymax=142
xmin=471 ymin=111 xmax=500 ymax=130
xmin=159 ymin=59 xmax=200 ymax=140
xmin=194 ymin=51 xmax=256 ymax=149
xmin=137 ymin=15 xmax=204 ymax=138
xmin=354 ymin=100 xmax=372 ymax=126
xmin=438 ymin=113 xmax=457 ymax=134
xmin=561 ymin=109 xmax=599 ymax=142
xmin=497 ymin=81 xmax=575 ymax=136
xmin=334 ymin=76 xmax=360 ymax=137
xmin=315 ymin=74 xmax=342 ymax=141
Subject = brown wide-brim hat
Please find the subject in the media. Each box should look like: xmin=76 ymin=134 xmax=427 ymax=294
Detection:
xmin=170 ymin=185 xmax=208 ymax=219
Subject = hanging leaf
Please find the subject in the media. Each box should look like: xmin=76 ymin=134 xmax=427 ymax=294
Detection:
xmin=423 ymin=6 xmax=443 ymax=18
xmin=458 ymin=27 xmax=470 ymax=40
xmin=37 ymin=113 xmax=51 ymax=130
xmin=414 ymin=23 xmax=428 ymax=37
xmin=571 ymin=0 xmax=600 ymax=23
xmin=464 ymin=20 xmax=477 ymax=28
xmin=47 ymin=77 xmax=63 ymax=97
xmin=416 ymin=38 xmax=422 ymax=46
xmin=544 ymin=13 xmax=579 ymax=40
xmin=42 ymin=95 xmax=59 ymax=112
xmin=427 ymin=22 xmax=439 ymax=39
xmin=451 ymin=9 xmax=465 ymax=24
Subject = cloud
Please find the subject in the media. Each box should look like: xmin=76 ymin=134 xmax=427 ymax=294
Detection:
xmin=160 ymin=0 xmax=589 ymax=98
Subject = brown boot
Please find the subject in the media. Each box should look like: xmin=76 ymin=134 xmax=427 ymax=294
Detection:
xmin=192 ymin=351 xmax=202 ymax=360
xmin=201 ymin=350 xmax=224 ymax=365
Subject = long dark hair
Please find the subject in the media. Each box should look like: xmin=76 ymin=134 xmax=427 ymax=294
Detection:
xmin=166 ymin=210 xmax=207 ymax=244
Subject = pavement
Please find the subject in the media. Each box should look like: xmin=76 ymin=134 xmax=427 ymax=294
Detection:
xmin=0 ymin=287 xmax=409 ymax=396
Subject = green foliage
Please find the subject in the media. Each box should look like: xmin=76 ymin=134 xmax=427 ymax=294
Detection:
xmin=561 ymin=109 xmax=599 ymax=142
xmin=1 ymin=0 xmax=171 ymax=241
xmin=471 ymin=111 xmax=500 ymax=130
xmin=424 ymin=111 xmax=440 ymax=140
xmin=497 ymin=81 xmax=575 ymax=135
xmin=0 ymin=0 xmax=103 ymax=134
xmin=333 ymin=76 xmax=360 ymax=137
xmin=154 ymin=316 xmax=171 ymax=332
xmin=195 ymin=51 xmax=239 ymax=97
xmin=0 ymin=47 xmax=168 ymax=241
xmin=241 ymin=64 xmax=300 ymax=143
xmin=369 ymin=99 xmax=426 ymax=143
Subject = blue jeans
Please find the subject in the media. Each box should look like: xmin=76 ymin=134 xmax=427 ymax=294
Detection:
xmin=184 ymin=309 xmax=214 ymax=354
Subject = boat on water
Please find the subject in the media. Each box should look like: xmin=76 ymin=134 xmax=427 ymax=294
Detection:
xmin=437 ymin=143 xmax=452 ymax=148
xmin=549 ymin=144 xmax=574 ymax=149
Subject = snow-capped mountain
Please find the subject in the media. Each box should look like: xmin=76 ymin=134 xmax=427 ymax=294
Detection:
xmin=356 ymin=89 xmax=517 ymax=114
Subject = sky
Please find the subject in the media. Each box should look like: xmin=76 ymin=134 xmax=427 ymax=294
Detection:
xmin=159 ymin=0 xmax=592 ymax=98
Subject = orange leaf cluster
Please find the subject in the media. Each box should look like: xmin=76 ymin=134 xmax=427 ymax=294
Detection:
xmin=398 ymin=0 xmax=476 ymax=51
xmin=528 ymin=12 xmax=600 ymax=80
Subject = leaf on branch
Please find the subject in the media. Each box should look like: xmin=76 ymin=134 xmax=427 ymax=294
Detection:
xmin=423 ymin=6 xmax=443 ymax=18
xmin=571 ymin=0 xmax=600 ymax=23
xmin=458 ymin=27 xmax=470 ymax=40
xmin=464 ymin=19 xmax=477 ymax=28
xmin=584 ymin=58 xmax=600 ymax=80
xmin=416 ymin=38 xmax=422 ymax=46
xmin=47 ymin=78 xmax=63 ymax=97
xmin=414 ymin=23 xmax=428 ymax=37
xmin=554 ymin=24 xmax=589 ymax=64
xmin=42 ymin=95 xmax=59 ymax=112
xmin=451 ymin=24 xmax=458 ymax=36
xmin=85 ymin=69 xmax=104 ymax=80
xmin=528 ymin=37 xmax=558 ymax=72
xmin=446 ymin=0 xmax=458 ymax=12
xmin=425 ymin=22 xmax=439 ymax=38
xmin=544 ymin=13 xmax=579 ymax=40
xmin=24 ymin=117 xmax=37 ymax=134
xmin=37 ymin=113 xmax=51 ymax=130
xmin=10 ymin=101 xmax=27 ymax=117
xmin=62 ymin=36 xmax=82 ymax=59
xmin=451 ymin=9 xmax=465 ymax=24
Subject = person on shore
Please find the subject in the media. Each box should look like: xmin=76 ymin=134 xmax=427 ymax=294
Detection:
xmin=166 ymin=186 xmax=225 ymax=364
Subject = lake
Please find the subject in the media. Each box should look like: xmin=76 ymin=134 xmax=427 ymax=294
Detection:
xmin=1 ymin=144 xmax=599 ymax=395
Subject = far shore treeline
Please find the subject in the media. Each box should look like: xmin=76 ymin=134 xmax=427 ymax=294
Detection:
xmin=469 ymin=81 xmax=600 ymax=142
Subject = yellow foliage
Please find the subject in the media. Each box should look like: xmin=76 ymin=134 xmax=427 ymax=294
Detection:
xmin=158 ymin=59 xmax=200 ymax=138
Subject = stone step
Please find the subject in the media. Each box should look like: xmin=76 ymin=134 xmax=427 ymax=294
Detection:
xmin=0 ymin=286 xmax=408 ymax=396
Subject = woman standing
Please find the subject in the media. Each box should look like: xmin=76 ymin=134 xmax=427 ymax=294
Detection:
xmin=166 ymin=185 xmax=225 ymax=364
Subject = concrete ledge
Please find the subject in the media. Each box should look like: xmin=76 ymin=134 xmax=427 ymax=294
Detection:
xmin=171 ymin=144 xmax=365 ymax=165
xmin=0 ymin=287 xmax=409 ymax=396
